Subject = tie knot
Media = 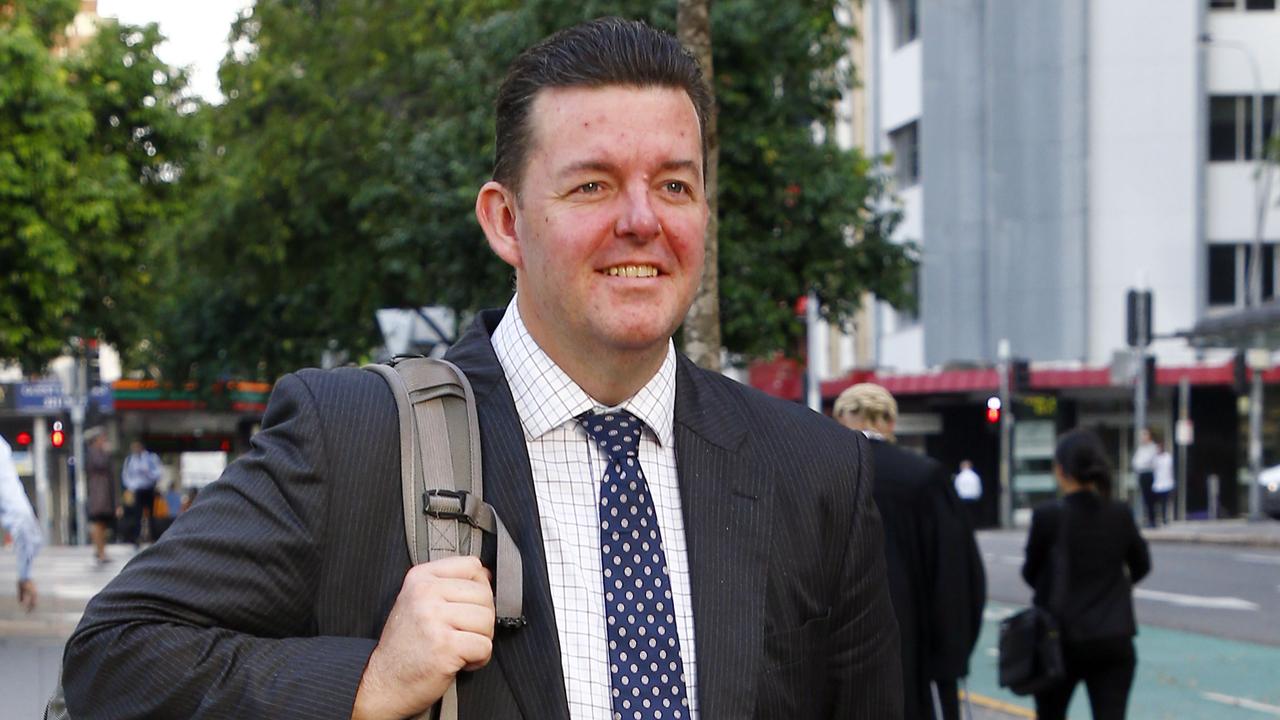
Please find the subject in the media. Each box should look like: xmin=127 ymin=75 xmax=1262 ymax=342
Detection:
xmin=578 ymin=410 xmax=644 ymax=461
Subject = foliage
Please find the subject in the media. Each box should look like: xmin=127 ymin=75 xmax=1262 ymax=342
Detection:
xmin=155 ymin=0 xmax=915 ymax=380
xmin=0 ymin=4 xmax=199 ymax=371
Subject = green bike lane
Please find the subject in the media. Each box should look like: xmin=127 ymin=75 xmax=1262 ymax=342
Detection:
xmin=966 ymin=601 xmax=1280 ymax=719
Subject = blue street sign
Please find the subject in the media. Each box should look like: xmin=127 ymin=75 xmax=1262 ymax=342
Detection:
xmin=15 ymin=381 xmax=113 ymax=415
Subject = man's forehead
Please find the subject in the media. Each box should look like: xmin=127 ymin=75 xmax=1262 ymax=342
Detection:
xmin=528 ymin=84 xmax=701 ymax=135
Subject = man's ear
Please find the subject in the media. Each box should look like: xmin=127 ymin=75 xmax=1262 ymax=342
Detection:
xmin=476 ymin=181 xmax=522 ymax=270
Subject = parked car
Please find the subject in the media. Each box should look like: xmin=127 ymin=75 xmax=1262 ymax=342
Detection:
xmin=1260 ymin=464 xmax=1280 ymax=520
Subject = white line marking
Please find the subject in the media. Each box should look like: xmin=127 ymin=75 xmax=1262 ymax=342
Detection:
xmin=1202 ymin=692 xmax=1280 ymax=716
xmin=1236 ymin=553 xmax=1280 ymax=566
xmin=1135 ymin=588 xmax=1259 ymax=611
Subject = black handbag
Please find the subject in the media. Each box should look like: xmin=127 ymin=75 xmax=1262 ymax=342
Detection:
xmin=997 ymin=605 xmax=1065 ymax=695
xmin=998 ymin=502 xmax=1071 ymax=696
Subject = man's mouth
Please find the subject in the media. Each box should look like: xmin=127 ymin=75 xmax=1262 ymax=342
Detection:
xmin=604 ymin=265 xmax=659 ymax=278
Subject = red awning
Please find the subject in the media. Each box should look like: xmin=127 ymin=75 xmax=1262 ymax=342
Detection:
xmin=750 ymin=358 xmax=1268 ymax=402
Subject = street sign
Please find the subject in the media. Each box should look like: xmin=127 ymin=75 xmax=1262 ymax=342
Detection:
xmin=14 ymin=381 xmax=112 ymax=415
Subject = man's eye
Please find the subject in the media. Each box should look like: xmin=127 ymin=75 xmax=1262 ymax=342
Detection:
xmin=664 ymin=181 xmax=690 ymax=195
xmin=577 ymin=182 xmax=602 ymax=194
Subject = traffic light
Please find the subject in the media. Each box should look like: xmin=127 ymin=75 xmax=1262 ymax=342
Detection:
xmin=985 ymin=396 xmax=1002 ymax=424
xmin=51 ymin=421 xmax=66 ymax=449
xmin=15 ymin=431 xmax=32 ymax=448
xmin=1126 ymin=289 xmax=1153 ymax=348
xmin=1010 ymin=359 xmax=1031 ymax=395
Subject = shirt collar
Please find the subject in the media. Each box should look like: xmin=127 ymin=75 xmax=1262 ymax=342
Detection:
xmin=490 ymin=296 xmax=676 ymax=447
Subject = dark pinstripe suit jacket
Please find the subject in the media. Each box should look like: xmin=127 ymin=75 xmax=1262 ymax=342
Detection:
xmin=63 ymin=310 xmax=902 ymax=719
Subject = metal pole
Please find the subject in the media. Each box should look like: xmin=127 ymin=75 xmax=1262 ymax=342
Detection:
xmin=806 ymin=290 xmax=822 ymax=413
xmin=998 ymin=338 xmax=1012 ymax=528
xmin=1248 ymin=358 xmax=1264 ymax=520
xmin=1132 ymin=292 xmax=1147 ymax=511
xmin=1177 ymin=376 xmax=1190 ymax=522
xmin=32 ymin=416 xmax=52 ymax=542
xmin=72 ymin=353 xmax=89 ymax=545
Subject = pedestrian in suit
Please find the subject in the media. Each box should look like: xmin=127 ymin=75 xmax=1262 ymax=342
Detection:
xmin=833 ymin=384 xmax=985 ymax=720
xmin=62 ymin=18 xmax=902 ymax=719
xmin=1022 ymin=429 xmax=1151 ymax=720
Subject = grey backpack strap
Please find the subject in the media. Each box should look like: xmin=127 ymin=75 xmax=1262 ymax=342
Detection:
xmin=366 ymin=358 xmax=525 ymax=624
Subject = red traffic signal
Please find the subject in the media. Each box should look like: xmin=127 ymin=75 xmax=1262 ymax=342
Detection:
xmin=51 ymin=421 xmax=66 ymax=449
xmin=16 ymin=431 xmax=32 ymax=447
xmin=985 ymin=396 xmax=1002 ymax=424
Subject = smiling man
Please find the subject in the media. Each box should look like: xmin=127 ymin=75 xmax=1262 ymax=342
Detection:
xmin=62 ymin=18 xmax=901 ymax=719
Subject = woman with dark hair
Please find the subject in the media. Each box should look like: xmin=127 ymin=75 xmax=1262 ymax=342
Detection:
xmin=1021 ymin=429 xmax=1151 ymax=719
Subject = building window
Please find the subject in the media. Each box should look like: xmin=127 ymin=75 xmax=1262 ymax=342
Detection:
xmin=889 ymin=121 xmax=920 ymax=187
xmin=1245 ymin=0 xmax=1276 ymax=10
xmin=1209 ymin=95 xmax=1278 ymax=162
xmin=892 ymin=0 xmax=919 ymax=48
xmin=1208 ymin=242 xmax=1277 ymax=307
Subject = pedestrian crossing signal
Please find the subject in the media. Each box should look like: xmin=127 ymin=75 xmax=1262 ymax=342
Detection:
xmin=16 ymin=431 xmax=32 ymax=447
xmin=985 ymin=396 xmax=1002 ymax=424
xmin=51 ymin=421 xmax=66 ymax=449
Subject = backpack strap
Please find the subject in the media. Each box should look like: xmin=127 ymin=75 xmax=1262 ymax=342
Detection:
xmin=365 ymin=357 xmax=525 ymax=720
xmin=364 ymin=358 xmax=525 ymax=623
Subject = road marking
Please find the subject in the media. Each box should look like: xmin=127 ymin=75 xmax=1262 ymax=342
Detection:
xmin=1202 ymin=691 xmax=1280 ymax=716
xmin=960 ymin=690 xmax=1035 ymax=718
xmin=1236 ymin=553 xmax=1280 ymax=566
xmin=1135 ymin=588 xmax=1259 ymax=611
xmin=999 ymin=555 xmax=1022 ymax=566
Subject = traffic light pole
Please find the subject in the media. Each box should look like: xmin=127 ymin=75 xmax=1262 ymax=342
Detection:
xmin=1131 ymin=293 xmax=1148 ymax=510
xmin=72 ymin=352 xmax=89 ymax=546
xmin=998 ymin=339 xmax=1012 ymax=529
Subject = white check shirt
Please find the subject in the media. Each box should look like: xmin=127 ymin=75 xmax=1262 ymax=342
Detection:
xmin=491 ymin=298 xmax=700 ymax=720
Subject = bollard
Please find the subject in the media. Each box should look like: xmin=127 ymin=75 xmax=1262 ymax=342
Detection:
xmin=1208 ymin=474 xmax=1219 ymax=521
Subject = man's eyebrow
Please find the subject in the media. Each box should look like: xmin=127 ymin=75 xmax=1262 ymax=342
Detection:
xmin=656 ymin=159 xmax=699 ymax=176
xmin=556 ymin=159 xmax=701 ymax=178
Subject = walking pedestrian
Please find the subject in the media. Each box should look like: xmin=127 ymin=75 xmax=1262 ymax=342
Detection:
xmin=120 ymin=440 xmax=162 ymax=546
xmin=835 ymin=383 xmax=985 ymax=720
xmin=1022 ymin=428 xmax=1151 ymax=720
xmin=85 ymin=428 xmax=116 ymax=564
xmin=1 ymin=435 xmax=43 ymax=611
xmin=1131 ymin=428 xmax=1158 ymax=528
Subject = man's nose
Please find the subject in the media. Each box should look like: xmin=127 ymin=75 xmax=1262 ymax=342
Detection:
xmin=615 ymin=184 xmax=660 ymax=240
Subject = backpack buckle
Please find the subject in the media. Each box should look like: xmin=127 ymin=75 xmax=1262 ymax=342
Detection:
xmin=423 ymin=489 xmax=479 ymax=525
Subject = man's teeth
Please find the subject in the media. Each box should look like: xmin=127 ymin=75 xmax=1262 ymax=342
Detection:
xmin=605 ymin=265 xmax=658 ymax=278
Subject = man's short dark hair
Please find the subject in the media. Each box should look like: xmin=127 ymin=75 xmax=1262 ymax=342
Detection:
xmin=493 ymin=16 xmax=713 ymax=194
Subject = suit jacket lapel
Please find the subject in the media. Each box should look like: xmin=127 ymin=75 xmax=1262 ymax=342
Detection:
xmin=448 ymin=310 xmax=570 ymax=719
xmin=674 ymin=357 xmax=773 ymax=718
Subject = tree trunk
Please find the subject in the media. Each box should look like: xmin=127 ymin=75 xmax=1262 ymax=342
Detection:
xmin=677 ymin=0 xmax=722 ymax=372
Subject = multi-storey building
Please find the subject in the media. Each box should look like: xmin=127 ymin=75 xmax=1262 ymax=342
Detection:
xmin=770 ymin=0 xmax=1280 ymax=524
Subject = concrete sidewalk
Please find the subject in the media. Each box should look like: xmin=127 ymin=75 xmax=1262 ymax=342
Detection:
xmin=1141 ymin=517 xmax=1280 ymax=548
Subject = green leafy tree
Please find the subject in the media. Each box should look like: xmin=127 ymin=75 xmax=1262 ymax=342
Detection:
xmin=161 ymin=0 xmax=913 ymax=380
xmin=0 ymin=2 xmax=199 ymax=371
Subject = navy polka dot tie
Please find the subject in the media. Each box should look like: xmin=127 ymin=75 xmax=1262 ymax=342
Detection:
xmin=579 ymin=410 xmax=690 ymax=720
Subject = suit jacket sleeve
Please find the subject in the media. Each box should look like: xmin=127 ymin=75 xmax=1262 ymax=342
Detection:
xmin=828 ymin=432 xmax=905 ymax=718
xmin=62 ymin=374 xmax=376 ymax=719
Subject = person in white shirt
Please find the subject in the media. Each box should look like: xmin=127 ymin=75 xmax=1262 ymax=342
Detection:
xmin=1 ymin=435 xmax=43 ymax=611
xmin=1151 ymin=441 xmax=1175 ymax=527
xmin=1131 ymin=428 xmax=1159 ymax=528
xmin=121 ymin=440 xmax=163 ymax=545
xmin=954 ymin=460 xmax=982 ymax=502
